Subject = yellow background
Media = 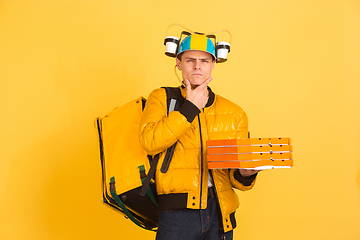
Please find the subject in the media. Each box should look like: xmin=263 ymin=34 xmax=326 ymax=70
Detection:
xmin=1 ymin=0 xmax=359 ymax=239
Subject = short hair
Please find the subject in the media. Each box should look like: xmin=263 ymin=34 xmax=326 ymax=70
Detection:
xmin=176 ymin=52 xmax=184 ymax=61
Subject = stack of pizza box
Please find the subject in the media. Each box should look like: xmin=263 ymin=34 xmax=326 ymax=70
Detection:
xmin=206 ymin=138 xmax=293 ymax=170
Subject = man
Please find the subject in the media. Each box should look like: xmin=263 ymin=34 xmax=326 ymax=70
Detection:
xmin=139 ymin=33 xmax=260 ymax=240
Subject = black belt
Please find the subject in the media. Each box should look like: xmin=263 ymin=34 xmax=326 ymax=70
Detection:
xmin=208 ymin=186 xmax=216 ymax=198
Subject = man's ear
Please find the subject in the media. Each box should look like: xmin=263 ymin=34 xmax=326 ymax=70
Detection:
xmin=176 ymin=58 xmax=181 ymax=70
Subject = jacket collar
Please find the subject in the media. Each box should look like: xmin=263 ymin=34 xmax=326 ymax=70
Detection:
xmin=205 ymin=87 xmax=215 ymax=107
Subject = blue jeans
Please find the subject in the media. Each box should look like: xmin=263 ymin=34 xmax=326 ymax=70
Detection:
xmin=155 ymin=189 xmax=233 ymax=240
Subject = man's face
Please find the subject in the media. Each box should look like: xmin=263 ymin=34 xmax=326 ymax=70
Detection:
xmin=176 ymin=50 xmax=215 ymax=88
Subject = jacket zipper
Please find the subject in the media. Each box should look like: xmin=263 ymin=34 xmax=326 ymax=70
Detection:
xmin=198 ymin=105 xmax=227 ymax=235
xmin=197 ymin=113 xmax=204 ymax=209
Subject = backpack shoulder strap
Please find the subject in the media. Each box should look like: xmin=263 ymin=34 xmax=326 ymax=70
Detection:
xmin=160 ymin=87 xmax=183 ymax=173
xmin=139 ymin=87 xmax=184 ymax=197
xmin=163 ymin=87 xmax=184 ymax=114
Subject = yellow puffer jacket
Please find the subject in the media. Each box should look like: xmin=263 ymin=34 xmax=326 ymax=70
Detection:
xmin=139 ymin=86 xmax=257 ymax=232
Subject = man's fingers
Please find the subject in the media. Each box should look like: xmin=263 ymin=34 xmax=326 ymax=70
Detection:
xmin=184 ymin=79 xmax=191 ymax=91
xmin=239 ymin=169 xmax=262 ymax=177
xmin=198 ymin=77 xmax=213 ymax=90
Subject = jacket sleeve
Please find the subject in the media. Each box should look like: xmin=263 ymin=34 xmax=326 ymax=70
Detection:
xmin=230 ymin=169 xmax=257 ymax=191
xmin=234 ymin=106 xmax=249 ymax=139
xmin=139 ymin=88 xmax=199 ymax=156
xmin=229 ymin=106 xmax=258 ymax=190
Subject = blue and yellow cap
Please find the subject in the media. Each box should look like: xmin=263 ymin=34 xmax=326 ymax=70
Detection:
xmin=177 ymin=34 xmax=216 ymax=59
